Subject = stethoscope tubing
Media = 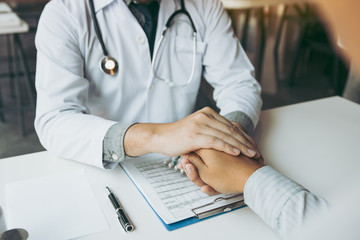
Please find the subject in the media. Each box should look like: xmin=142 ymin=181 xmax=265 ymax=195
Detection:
xmin=151 ymin=28 xmax=197 ymax=88
xmin=88 ymin=0 xmax=109 ymax=57
xmin=151 ymin=1 xmax=198 ymax=87
xmin=89 ymin=0 xmax=198 ymax=86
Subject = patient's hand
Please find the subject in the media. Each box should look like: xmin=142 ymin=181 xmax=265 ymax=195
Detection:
xmin=178 ymin=149 xmax=264 ymax=194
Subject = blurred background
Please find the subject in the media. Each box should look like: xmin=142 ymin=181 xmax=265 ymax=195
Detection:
xmin=0 ymin=0 xmax=354 ymax=159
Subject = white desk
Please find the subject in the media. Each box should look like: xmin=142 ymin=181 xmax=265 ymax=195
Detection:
xmin=255 ymin=96 xmax=360 ymax=193
xmin=1 ymin=96 xmax=360 ymax=240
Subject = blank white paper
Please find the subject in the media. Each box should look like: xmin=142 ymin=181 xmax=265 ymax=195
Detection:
xmin=5 ymin=169 xmax=109 ymax=240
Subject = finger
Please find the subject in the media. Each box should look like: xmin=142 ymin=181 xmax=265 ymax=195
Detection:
xmin=196 ymin=122 xmax=258 ymax=157
xmin=177 ymin=161 xmax=183 ymax=169
xmin=243 ymin=136 xmax=262 ymax=159
xmin=207 ymin=120 xmax=253 ymax=148
xmin=177 ymin=155 xmax=189 ymax=169
xmin=193 ymin=131 xmax=255 ymax=157
xmin=232 ymin=124 xmax=261 ymax=158
xmin=183 ymin=159 xmax=219 ymax=195
xmin=200 ymin=185 xmax=220 ymax=196
xmin=196 ymin=108 xmax=259 ymax=155
xmin=240 ymin=130 xmax=258 ymax=149
xmin=239 ymin=144 xmax=257 ymax=158
xmin=201 ymin=126 xmax=244 ymax=148
xmin=186 ymin=153 xmax=206 ymax=168
xmin=177 ymin=161 xmax=184 ymax=169
xmin=253 ymin=151 xmax=262 ymax=159
xmin=185 ymin=163 xmax=207 ymax=188
xmin=194 ymin=108 xmax=253 ymax=149
xmin=256 ymin=155 xmax=264 ymax=164
xmin=192 ymin=134 xmax=240 ymax=156
xmin=231 ymin=121 xmax=258 ymax=145
xmin=232 ymin=123 xmax=261 ymax=156
xmin=199 ymin=107 xmax=234 ymax=129
xmin=240 ymin=133 xmax=262 ymax=158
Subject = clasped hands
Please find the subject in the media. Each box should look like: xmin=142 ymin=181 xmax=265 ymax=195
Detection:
xmin=177 ymin=117 xmax=264 ymax=196
xmin=124 ymin=107 xmax=261 ymax=158
xmin=124 ymin=107 xmax=264 ymax=195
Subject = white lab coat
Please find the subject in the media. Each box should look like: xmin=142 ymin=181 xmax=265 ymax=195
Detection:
xmin=35 ymin=0 xmax=262 ymax=168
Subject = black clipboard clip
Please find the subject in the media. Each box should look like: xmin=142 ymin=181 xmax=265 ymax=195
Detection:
xmin=191 ymin=194 xmax=246 ymax=220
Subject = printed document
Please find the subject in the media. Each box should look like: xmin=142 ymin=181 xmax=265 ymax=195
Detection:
xmin=120 ymin=155 xmax=244 ymax=224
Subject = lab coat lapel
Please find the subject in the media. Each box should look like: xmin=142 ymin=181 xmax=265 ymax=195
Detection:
xmin=151 ymin=0 xmax=176 ymax=85
xmin=154 ymin=0 xmax=176 ymax=51
xmin=93 ymin=0 xmax=116 ymax=12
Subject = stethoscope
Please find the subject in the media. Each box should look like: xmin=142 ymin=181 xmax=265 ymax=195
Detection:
xmin=88 ymin=0 xmax=197 ymax=87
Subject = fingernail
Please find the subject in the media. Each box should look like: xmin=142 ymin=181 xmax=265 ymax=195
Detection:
xmin=185 ymin=164 xmax=192 ymax=174
xmin=248 ymin=149 xmax=256 ymax=156
xmin=233 ymin=148 xmax=240 ymax=154
xmin=177 ymin=163 xmax=182 ymax=169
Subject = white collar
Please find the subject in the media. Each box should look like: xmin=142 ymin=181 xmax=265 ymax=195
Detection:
xmin=92 ymin=0 xmax=116 ymax=13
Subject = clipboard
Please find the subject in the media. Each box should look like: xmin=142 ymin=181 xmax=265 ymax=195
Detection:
xmin=162 ymin=195 xmax=247 ymax=231
xmin=120 ymin=156 xmax=247 ymax=231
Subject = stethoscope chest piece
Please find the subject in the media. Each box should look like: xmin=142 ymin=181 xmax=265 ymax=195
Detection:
xmin=100 ymin=56 xmax=119 ymax=75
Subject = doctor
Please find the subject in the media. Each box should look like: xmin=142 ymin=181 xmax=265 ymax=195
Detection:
xmin=34 ymin=0 xmax=262 ymax=168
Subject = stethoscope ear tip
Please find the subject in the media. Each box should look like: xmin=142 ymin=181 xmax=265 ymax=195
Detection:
xmin=100 ymin=56 xmax=119 ymax=75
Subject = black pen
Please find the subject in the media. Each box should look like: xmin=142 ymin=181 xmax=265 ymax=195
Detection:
xmin=106 ymin=187 xmax=134 ymax=232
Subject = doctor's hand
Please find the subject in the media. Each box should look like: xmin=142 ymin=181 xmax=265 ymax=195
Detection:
xmin=124 ymin=107 xmax=260 ymax=158
xmin=178 ymin=149 xmax=264 ymax=194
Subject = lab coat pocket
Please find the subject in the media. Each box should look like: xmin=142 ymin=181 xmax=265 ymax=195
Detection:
xmin=174 ymin=36 xmax=207 ymax=94
xmin=154 ymin=35 xmax=207 ymax=95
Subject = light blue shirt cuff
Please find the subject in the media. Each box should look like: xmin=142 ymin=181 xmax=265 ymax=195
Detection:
xmin=244 ymin=166 xmax=328 ymax=237
xmin=244 ymin=166 xmax=307 ymax=231
xmin=224 ymin=111 xmax=254 ymax=135
xmin=102 ymin=122 xmax=138 ymax=169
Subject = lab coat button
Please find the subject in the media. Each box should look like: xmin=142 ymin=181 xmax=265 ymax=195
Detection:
xmin=137 ymin=35 xmax=146 ymax=44
xmin=112 ymin=153 xmax=119 ymax=161
xmin=149 ymin=84 xmax=154 ymax=91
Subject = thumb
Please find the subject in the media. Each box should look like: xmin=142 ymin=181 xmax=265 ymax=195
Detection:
xmin=186 ymin=153 xmax=206 ymax=171
xmin=184 ymin=153 xmax=207 ymax=188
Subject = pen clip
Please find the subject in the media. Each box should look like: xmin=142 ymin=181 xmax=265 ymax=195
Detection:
xmin=106 ymin=187 xmax=121 ymax=210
